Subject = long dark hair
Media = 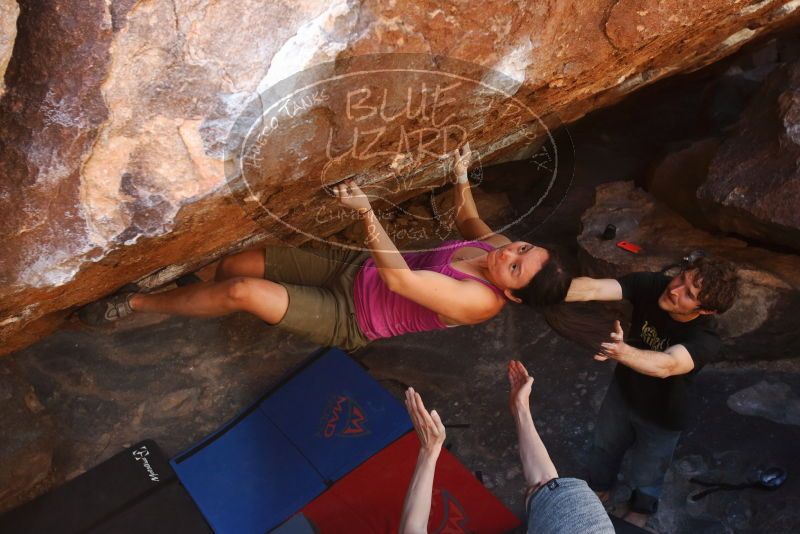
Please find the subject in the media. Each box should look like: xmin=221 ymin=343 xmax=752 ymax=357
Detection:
xmin=512 ymin=245 xmax=572 ymax=307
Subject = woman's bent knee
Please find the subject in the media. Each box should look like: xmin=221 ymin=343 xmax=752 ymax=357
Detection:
xmin=225 ymin=277 xmax=254 ymax=304
xmin=223 ymin=277 xmax=289 ymax=324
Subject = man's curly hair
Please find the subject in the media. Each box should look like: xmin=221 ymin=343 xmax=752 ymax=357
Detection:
xmin=685 ymin=256 xmax=739 ymax=313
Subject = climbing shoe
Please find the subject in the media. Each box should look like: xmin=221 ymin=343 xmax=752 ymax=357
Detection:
xmin=78 ymin=291 xmax=136 ymax=325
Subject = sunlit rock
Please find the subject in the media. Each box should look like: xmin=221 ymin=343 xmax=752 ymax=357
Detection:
xmin=0 ymin=0 xmax=17 ymax=96
xmin=2 ymin=0 xmax=800 ymax=356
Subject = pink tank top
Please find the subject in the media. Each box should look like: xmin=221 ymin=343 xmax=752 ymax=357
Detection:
xmin=352 ymin=240 xmax=505 ymax=340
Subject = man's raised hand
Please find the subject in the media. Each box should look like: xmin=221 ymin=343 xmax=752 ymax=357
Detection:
xmin=404 ymin=387 xmax=446 ymax=456
xmin=595 ymin=319 xmax=627 ymax=361
xmin=507 ymin=360 xmax=534 ymax=414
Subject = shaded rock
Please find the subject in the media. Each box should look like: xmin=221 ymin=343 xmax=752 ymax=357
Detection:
xmin=699 ymin=37 xmax=786 ymax=133
xmin=644 ymin=138 xmax=721 ymax=229
xmin=0 ymin=310 xmax=315 ymax=513
xmin=657 ymin=365 xmax=800 ymax=534
xmin=152 ymin=388 xmax=199 ymax=417
xmin=0 ymin=361 xmax=55 ymax=510
xmin=727 ymin=380 xmax=800 ymax=426
xmin=3 ymin=0 xmax=800 ymax=357
xmin=698 ymin=61 xmax=800 ymax=251
xmin=576 ymin=181 xmax=800 ymax=360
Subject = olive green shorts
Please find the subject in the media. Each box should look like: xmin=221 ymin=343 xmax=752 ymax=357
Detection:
xmin=265 ymin=246 xmax=372 ymax=351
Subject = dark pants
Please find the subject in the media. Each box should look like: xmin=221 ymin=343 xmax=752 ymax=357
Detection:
xmin=588 ymin=377 xmax=681 ymax=514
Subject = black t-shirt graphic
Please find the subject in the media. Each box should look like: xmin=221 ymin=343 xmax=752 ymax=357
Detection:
xmin=615 ymin=272 xmax=721 ymax=430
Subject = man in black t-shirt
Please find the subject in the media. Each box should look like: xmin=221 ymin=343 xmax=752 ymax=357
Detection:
xmin=565 ymin=256 xmax=738 ymax=527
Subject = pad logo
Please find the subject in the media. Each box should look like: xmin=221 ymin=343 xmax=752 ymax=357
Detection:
xmin=132 ymin=445 xmax=160 ymax=482
xmin=430 ymin=489 xmax=471 ymax=533
xmin=319 ymin=395 xmax=370 ymax=439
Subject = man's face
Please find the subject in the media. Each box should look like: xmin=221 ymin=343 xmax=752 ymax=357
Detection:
xmin=658 ymin=269 xmax=708 ymax=316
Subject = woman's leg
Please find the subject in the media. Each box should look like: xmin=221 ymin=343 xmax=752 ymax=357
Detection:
xmin=130 ymin=276 xmax=289 ymax=324
xmin=214 ymin=248 xmax=267 ymax=281
xmin=79 ymin=248 xmax=281 ymax=326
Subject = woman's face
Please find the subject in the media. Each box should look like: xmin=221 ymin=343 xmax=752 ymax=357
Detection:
xmin=486 ymin=241 xmax=550 ymax=290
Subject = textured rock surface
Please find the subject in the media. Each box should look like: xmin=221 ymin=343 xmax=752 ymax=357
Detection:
xmin=658 ymin=365 xmax=800 ymax=533
xmin=0 ymin=358 xmax=55 ymax=507
xmin=644 ymin=138 xmax=721 ymax=229
xmin=577 ymin=181 xmax=800 ymax=359
xmin=699 ymin=61 xmax=800 ymax=250
xmin=727 ymin=379 xmax=800 ymax=425
xmin=0 ymin=0 xmax=17 ymax=96
xmin=3 ymin=0 xmax=800 ymax=357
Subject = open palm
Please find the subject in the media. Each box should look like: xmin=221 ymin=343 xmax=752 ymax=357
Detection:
xmin=404 ymin=387 xmax=445 ymax=455
xmin=507 ymin=360 xmax=533 ymax=412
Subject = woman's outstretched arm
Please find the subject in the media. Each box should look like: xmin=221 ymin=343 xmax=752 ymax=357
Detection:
xmin=332 ymin=179 xmax=409 ymax=276
xmin=452 ymin=143 xmax=510 ymax=247
xmin=333 ymin=180 xmax=503 ymax=324
xmin=565 ymin=277 xmax=623 ymax=302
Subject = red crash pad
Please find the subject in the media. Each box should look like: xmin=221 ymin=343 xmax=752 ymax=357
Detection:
xmin=302 ymin=433 xmax=521 ymax=533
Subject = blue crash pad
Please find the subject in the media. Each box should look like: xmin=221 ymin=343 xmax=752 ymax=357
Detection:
xmin=171 ymin=348 xmax=411 ymax=534
xmin=259 ymin=348 xmax=411 ymax=482
xmin=172 ymin=412 xmax=325 ymax=534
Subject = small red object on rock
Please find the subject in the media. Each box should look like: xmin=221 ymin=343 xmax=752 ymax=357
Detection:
xmin=617 ymin=241 xmax=641 ymax=254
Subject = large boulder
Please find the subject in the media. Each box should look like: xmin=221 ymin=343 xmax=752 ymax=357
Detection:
xmin=644 ymin=137 xmax=722 ymax=229
xmin=0 ymin=0 xmax=17 ymax=96
xmin=2 ymin=0 xmax=800 ymax=357
xmin=698 ymin=60 xmax=800 ymax=250
xmin=577 ymin=181 xmax=800 ymax=360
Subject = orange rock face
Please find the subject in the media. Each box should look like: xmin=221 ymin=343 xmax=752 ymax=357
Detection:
xmin=2 ymin=0 xmax=800 ymax=356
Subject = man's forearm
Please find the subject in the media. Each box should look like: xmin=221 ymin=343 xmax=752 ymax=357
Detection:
xmin=399 ymin=450 xmax=440 ymax=534
xmin=513 ymin=405 xmax=558 ymax=490
xmin=613 ymin=346 xmax=679 ymax=378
